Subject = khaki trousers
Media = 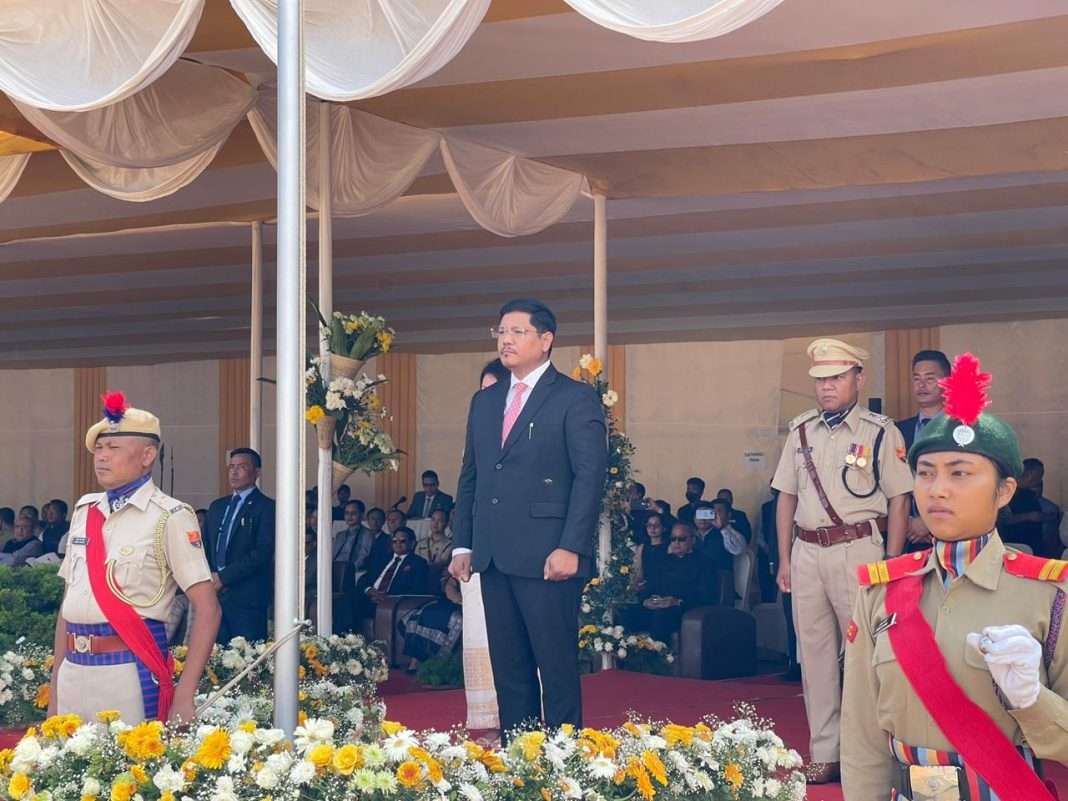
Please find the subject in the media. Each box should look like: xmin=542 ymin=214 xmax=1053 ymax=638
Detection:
xmin=57 ymin=659 xmax=145 ymax=724
xmin=791 ymin=532 xmax=882 ymax=763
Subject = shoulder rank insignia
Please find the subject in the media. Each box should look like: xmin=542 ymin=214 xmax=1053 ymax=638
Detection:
xmin=858 ymin=550 xmax=931 ymax=586
xmin=789 ymin=410 xmax=819 ymax=431
xmin=1003 ymin=551 xmax=1068 ymax=582
xmin=859 ymin=408 xmax=891 ymax=427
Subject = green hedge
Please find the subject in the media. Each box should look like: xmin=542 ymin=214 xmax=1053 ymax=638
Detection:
xmin=0 ymin=565 xmax=64 ymax=651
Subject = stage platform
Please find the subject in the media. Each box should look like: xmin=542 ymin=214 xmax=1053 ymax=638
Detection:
xmin=381 ymin=668 xmax=1068 ymax=801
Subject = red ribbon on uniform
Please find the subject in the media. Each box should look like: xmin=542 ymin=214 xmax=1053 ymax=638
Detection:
xmin=85 ymin=505 xmax=175 ymax=721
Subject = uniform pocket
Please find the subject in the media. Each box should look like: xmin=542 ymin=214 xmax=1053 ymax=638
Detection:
xmin=871 ymin=632 xmax=897 ymax=667
xmin=963 ymin=640 xmax=990 ymax=672
xmin=111 ymin=551 xmax=148 ymax=591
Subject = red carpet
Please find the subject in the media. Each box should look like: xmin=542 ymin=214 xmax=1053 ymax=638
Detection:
xmin=383 ymin=669 xmax=1068 ymax=801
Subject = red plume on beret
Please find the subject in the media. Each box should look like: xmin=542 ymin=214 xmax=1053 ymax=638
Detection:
xmin=101 ymin=391 xmax=128 ymax=424
xmin=939 ymin=353 xmax=991 ymax=427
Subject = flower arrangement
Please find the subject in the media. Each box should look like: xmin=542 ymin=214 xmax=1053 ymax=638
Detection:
xmin=317 ymin=310 xmax=395 ymax=375
xmin=571 ymin=355 xmax=672 ymax=672
xmin=0 ymin=710 xmax=805 ymax=801
xmin=0 ymin=645 xmax=52 ymax=727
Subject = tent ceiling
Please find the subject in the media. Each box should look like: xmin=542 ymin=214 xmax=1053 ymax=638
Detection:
xmin=2 ymin=0 xmax=1068 ymax=367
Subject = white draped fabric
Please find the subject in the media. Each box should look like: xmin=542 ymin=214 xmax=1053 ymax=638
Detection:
xmin=16 ymin=62 xmax=256 ymax=169
xmin=0 ymin=0 xmax=204 ymax=111
xmin=60 ymin=144 xmax=225 ymax=203
xmin=249 ymin=94 xmax=440 ymax=215
xmin=229 ymin=0 xmax=492 ymax=101
xmin=563 ymin=0 xmax=784 ymax=42
xmin=0 ymin=154 xmax=31 ymax=204
xmin=441 ymin=138 xmax=590 ymax=237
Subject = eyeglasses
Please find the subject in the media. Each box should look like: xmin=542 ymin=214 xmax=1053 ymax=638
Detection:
xmin=490 ymin=326 xmax=539 ymax=340
xmin=669 ymin=536 xmax=690 ymax=543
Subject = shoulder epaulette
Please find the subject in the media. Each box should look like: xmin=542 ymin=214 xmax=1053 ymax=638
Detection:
xmin=74 ymin=492 xmax=103 ymax=508
xmin=858 ymin=549 xmax=931 ymax=586
xmin=789 ymin=410 xmax=819 ymax=431
xmin=149 ymin=489 xmax=193 ymax=516
xmin=1003 ymin=551 xmax=1068 ymax=582
xmin=859 ymin=408 xmax=892 ymax=427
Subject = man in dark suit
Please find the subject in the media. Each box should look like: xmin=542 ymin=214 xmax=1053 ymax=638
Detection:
xmin=406 ymin=470 xmax=455 ymax=520
xmin=896 ymin=350 xmax=950 ymax=552
xmin=205 ymin=448 xmax=275 ymax=642
xmin=451 ymin=298 xmax=608 ymax=740
xmin=351 ymin=527 xmax=429 ymax=624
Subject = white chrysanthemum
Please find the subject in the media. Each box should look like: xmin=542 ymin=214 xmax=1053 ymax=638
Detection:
xmin=362 ymin=743 xmax=387 ymax=767
xmin=82 ymin=779 xmax=101 ymax=798
xmin=641 ymin=735 xmax=667 ymax=751
xmin=254 ymin=728 xmax=286 ymax=747
xmin=220 ymin=651 xmax=244 ymax=670
xmin=353 ymin=770 xmax=377 ymax=793
xmin=560 ymin=777 xmax=583 ymax=799
xmin=346 ymin=660 xmax=363 ymax=676
xmin=11 ymin=735 xmax=41 ymax=772
xmin=293 ymin=718 xmax=335 ymax=752
xmin=373 ymin=771 xmax=398 ymax=793
xmin=602 ymin=390 xmax=619 ymax=408
xmin=226 ymin=754 xmax=245 ymax=774
xmin=110 ymin=720 xmax=131 ymax=736
xmin=325 ymin=391 xmax=344 ymax=411
xmin=254 ymin=767 xmax=279 ymax=790
xmin=764 ymin=778 xmax=782 ymax=796
xmin=291 ymin=761 xmax=316 ymax=785
xmin=266 ymin=752 xmax=293 ymax=775
xmin=383 ymin=731 xmax=418 ymax=761
xmin=153 ymin=765 xmax=186 ymax=793
xmin=458 ymin=783 xmax=483 ymax=801
xmin=440 ymin=745 xmax=467 ymax=761
xmin=20 ymin=669 xmax=33 ymax=681
xmin=579 ymin=354 xmax=593 ymax=370
xmin=211 ymin=776 xmax=238 ymax=801
xmin=617 ymin=648 xmax=627 ymax=659
xmin=345 ymin=707 xmax=365 ymax=727
xmin=425 ymin=732 xmax=451 ymax=751
xmin=229 ymin=730 xmax=253 ymax=756
xmin=667 ymin=751 xmax=689 ymax=773
xmin=587 ymin=755 xmax=616 ymax=780
xmin=65 ymin=725 xmax=97 ymax=757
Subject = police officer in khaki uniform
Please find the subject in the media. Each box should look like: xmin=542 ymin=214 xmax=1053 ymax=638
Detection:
xmin=772 ymin=338 xmax=912 ymax=783
xmin=843 ymin=355 xmax=1068 ymax=801
xmin=48 ymin=393 xmax=221 ymax=723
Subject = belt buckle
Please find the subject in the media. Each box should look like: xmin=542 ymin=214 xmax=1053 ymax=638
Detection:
xmin=908 ymin=765 xmax=960 ymax=801
xmin=73 ymin=635 xmax=91 ymax=654
xmin=816 ymin=527 xmax=832 ymax=547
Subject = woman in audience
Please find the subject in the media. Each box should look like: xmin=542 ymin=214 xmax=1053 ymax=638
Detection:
xmin=634 ymin=512 xmax=669 ymax=592
xmin=400 ymin=571 xmax=464 ymax=673
xmin=415 ymin=509 xmax=453 ymax=571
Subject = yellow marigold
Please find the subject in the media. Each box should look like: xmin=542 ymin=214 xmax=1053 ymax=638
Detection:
xmin=205 ymin=666 xmax=220 ymax=686
xmin=305 ymin=405 xmax=326 ymax=425
xmin=119 ymin=721 xmax=166 ymax=761
xmin=33 ymin=685 xmax=48 ymax=710
xmin=381 ymin=721 xmax=404 ymax=736
xmin=560 ymin=724 xmax=574 ymax=736
xmin=588 ymin=577 xmax=601 ymax=587
xmin=396 ymin=761 xmax=423 ymax=789
xmin=110 ymin=779 xmax=136 ymax=801
xmin=513 ymin=779 xmax=524 ymax=788
xmin=193 ymin=729 xmax=232 ymax=770
xmin=332 ymin=744 xmax=361 ymax=776
xmin=181 ymin=761 xmax=197 ymax=783
xmin=160 ymin=792 xmax=174 ymax=801
xmin=641 ymin=751 xmax=668 ymax=786
xmin=541 ymin=789 xmax=552 ymax=801
xmin=623 ymin=722 xmax=642 ymax=737
xmin=517 ymin=731 xmax=546 ymax=762
xmin=42 ymin=713 xmax=82 ymax=739
xmin=425 ymin=759 xmax=443 ymax=785
xmin=173 ymin=659 xmax=184 ymax=675
xmin=308 ymin=744 xmax=334 ymax=769
xmin=298 ymin=665 xmax=307 ymax=680
xmin=571 ymin=366 xmax=583 ymax=380
xmin=587 ymin=358 xmax=603 ymax=377
xmin=463 ymin=742 xmax=485 ymax=760
xmin=660 ymin=724 xmax=693 ymax=748
xmin=298 ymin=711 xmax=308 ymax=726
xmin=8 ymin=773 xmax=30 ymax=801
xmin=302 ymin=644 xmax=319 ymax=659
xmin=481 ymin=752 xmax=508 ymax=773
xmin=723 ymin=762 xmax=743 ymax=792
xmin=626 ymin=759 xmax=655 ymax=801
xmin=693 ymin=723 xmax=713 ymax=742
xmin=0 ymin=748 xmax=14 ymax=772
xmin=130 ymin=766 xmax=148 ymax=786
xmin=81 ymin=795 xmax=96 ymax=801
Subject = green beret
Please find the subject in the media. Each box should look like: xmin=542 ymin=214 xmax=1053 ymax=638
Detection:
xmin=907 ymin=410 xmax=1023 ymax=479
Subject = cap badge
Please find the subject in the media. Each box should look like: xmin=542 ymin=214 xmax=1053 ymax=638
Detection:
xmin=953 ymin=424 xmax=976 ymax=446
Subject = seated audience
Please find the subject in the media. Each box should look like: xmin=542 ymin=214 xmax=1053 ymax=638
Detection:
xmin=407 ymin=470 xmax=455 ymax=519
xmin=1000 ymin=476 xmax=1044 ymax=554
xmin=698 ymin=499 xmax=748 ymax=573
xmin=677 ymin=477 xmax=706 ymax=525
xmin=400 ymin=571 xmax=464 ymax=672
xmin=634 ymin=512 xmax=669 ymax=591
xmin=0 ymin=516 xmax=44 ymax=566
xmin=627 ymin=482 xmax=651 ymax=541
xmin=41 ymin=499 xmax=69 ymax=554
xmin=415 ymin=509 xmax=453 ymax=571
xmin=19 ymin=505 xmax=41 ymax=537
xmin=1020 ymin=458 xmax=1062 ymax=557
xmin=332 ymin=499 xmax=372 ymax=591
xmin=350 ymin=527 xmax=429 ymax=626
xmin=623 ymin=522 xmax=718 ymax=643
xmin=0 ymin=508 xmax=13 ymax=547
xmin=652 ymin=499 xmax=677 ymax=531
xmin=385 ymin=507 xmax=408 ymax=536
xmin=715 ymin=488 xmax=752 ymax=542
xmin=332 ymin=484 xmax=351 ymax=521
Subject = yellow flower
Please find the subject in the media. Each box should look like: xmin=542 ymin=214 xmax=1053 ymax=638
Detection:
xmin=193 ymin=729 xmax=231 ymax=770
xmin=181 ymin=761 xmax=197 ymax=782
xmin=308 ymin=744 xmax=334 ymax=769
xmin=160 ymin=792 xmax=174 ymax=801
xmin=570 ymin=366 xmax=583 ymax=380
xmin=609 ymin=467 xmax=619 ymax=475
xmin=298 ymin=711 xmax=308 ymax=726
xmin=118 ymin=721 xmax=166 ymax=761
xmin=587 ymin=358 xmax=603 ymax=377
xmin=516 ymin=731 xmax=546 ymax=762
xmin=130 ymin=765 xmax=149 ymax=786
xmin=541 ymin=789 xmax=552 ymax=801
xmin=396 ymin=761 xmax=423 ymax=788
xmin=173 ymin=659 xmax=184 ymax=675
xmin=0 ymin=749 xmax=13 ymax=773
xmin=641 ymin=751 xmax=668 ymax=786
xmin=623 ymin=722 xmax=642 ymax=737
xmin=588 ymin=578 xmax=601 ymax=587
xmin=303 ymin=643 xmax=319 ymax=659
xmin=367 ymin=394 xmax=383 ymax=413
xmin=298 ymin=665 xmax=306 ymax=680
xmin=43 ymin=656 xmax=53 ymax=671
xmin=377 ymin=331 xmax=394 ymax=352
xmin=724 ymin=762 xmax=743 ymax=792
xmin=693 ymin=723 xmax=713 ymax=742
xmin=238 ymin=721 xmax=256 ymax=734
xmin=619 ymin=565 xmax=630 ymax=575
xmin=579 ymin=625 xmax=599 ymax=636
xmin=305 ymin=405 xmax=326 ymax=424
xmin=332 ymin=744 xmax=362 ymax=776
xmin=110 ymin=779 xmax=136 ymax=801
xmin=381 ymin=721 xmax=404 ymax=736
xmin=560 ymin=724 xmax=574 ymax=736
xmin=41 ymin=714 xmax=82 ymax=739
xmin=81 ymin=795 xmax=96 ymax=801
xmin=33 ymin=685 xmax=48 ymax=710
xmin=660 ymin=724 xmax=693 ymax=748
xmin=8 ymin=773 xmax=30 ymax=800
xmin=579 ymin=354 xmax=593 ymax=370
xmin=627 ymin=759 xmax=655 ymax=801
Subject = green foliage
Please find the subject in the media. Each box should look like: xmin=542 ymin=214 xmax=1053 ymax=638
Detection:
xmin=0 ymin=565 xmax=64 ymax=651
xmin=415 ymin=651 xmax=464 ymax=688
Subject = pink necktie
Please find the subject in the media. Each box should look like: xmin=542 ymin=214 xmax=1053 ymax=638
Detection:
xmin=501 ymin=382 xmax=528 ymax=445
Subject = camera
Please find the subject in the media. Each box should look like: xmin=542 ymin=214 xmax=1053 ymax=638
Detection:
xmin=695 ymin=508 xmax=714 ymax=521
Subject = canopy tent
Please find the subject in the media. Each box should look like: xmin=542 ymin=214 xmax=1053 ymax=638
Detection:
xmin=3 ymin=0 xmax=1068 ymax=368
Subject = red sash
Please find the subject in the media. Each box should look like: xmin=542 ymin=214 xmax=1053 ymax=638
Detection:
xmin=885 ymin=574 xmax=1054 ymax=801
xmin=85 ymin=504 xmax=175 ymax=721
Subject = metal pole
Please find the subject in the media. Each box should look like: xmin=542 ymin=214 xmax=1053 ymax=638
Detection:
xmin=273 ymin=0 xmax=304 ymax=736
xmin=593 ymin=193 xmax=607 ymax=364
xmin=316 ymin=100 xmax=335 ymax=635
xmin=249 ymin=221 xmax=264 ymax=453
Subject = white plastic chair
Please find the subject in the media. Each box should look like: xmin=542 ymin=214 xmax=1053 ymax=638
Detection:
xmin=733 ymin=549 xmax=755 ymax=611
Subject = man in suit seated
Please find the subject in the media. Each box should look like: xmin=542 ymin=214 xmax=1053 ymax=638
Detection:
xmin=206 ymin=448 xmax=275 ymax=642
xmin=351 ymin=526 xmax=429 ymax=626
xmin=715 ymin=488 xmax=752 ymax=542
xmin=407 ymin=470 xmax=454 ymax=520
xmin=622 ymin=522 xmax=718 ymax=644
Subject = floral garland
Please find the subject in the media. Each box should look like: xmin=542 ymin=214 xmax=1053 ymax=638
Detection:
xmin=0 ymin=710 xmax=805 ymax=801
xmin=0 ymin=646 xmax=52 ymax=727
xmin=570 ymin=355 xmax=672 ymax=671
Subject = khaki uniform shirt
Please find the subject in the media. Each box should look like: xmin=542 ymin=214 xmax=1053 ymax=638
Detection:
xmin=772 ymin=405 xmax=913 ymax=529
xmin=59 ymin=480 xmax=212 ymax=624
xmin=841 ymin=533 xmax=1068 ymax=800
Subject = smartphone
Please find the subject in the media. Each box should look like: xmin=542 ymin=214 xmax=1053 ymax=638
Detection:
xmin=695 ymin=508 xmax=714 ymax=521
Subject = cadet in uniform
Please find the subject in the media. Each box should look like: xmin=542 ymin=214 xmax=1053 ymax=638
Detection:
xmin=48 ymin=392 xmax=221 ymax=723
xmin=772 ymin=338 xmax=913 ymax=783
xmin=843 ymin=354 xmax=1068 ymax=801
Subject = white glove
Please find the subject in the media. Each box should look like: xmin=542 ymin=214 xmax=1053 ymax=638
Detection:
xmin=966 ymin=624 xmax=1042 ymax=710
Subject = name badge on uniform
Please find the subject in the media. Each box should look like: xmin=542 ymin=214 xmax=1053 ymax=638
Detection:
xmin=71 ymin=537 xmax=88 ymax=546
xmin=872 ymin=613 xmax=897 ymax=637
